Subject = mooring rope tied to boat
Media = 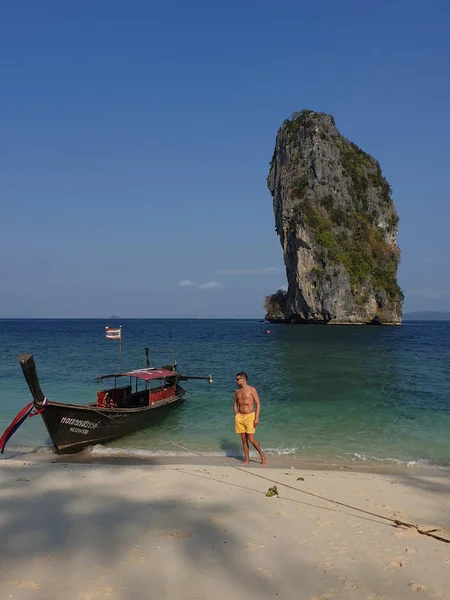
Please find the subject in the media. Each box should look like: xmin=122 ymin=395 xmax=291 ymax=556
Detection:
xmin=169 ymin=441 xmax=450 ymax=545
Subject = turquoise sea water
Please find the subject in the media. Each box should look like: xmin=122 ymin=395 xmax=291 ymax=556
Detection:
xmin=1 ymin=319 xmax=449 ymax=468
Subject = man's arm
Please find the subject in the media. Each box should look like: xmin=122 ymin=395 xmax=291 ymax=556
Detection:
xmin=252 ymin=387 xmax=261 ymax=425
xmin=233 ymin=391 xmax=239 ymax=415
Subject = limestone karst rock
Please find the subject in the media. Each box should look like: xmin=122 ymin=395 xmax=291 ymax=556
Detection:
xmin=265 ymin=110 xmax=402 ymax=324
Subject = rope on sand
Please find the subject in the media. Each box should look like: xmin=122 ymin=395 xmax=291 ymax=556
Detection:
xmin=169 ymin=441 xmax=450 ymax=545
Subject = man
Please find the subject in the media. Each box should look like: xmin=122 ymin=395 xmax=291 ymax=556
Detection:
xmin=234 ymin=372 xmax=267 ymax=466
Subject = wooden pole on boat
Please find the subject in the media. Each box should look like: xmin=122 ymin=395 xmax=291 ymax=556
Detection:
xmin=105 ymin=326 xmax=123 ymax=372
xmin=119 ymin=326 xmax=122 ymax=372
xmin=18 ymin=354 xmax=46 ymax=403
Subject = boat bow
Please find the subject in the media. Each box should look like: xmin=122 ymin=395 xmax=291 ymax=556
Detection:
xmin=19 ymin=353 xmax=47 ymax=407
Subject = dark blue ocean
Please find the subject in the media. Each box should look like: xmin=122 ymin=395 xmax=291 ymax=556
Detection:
xmin=1 ymin=319 xmax=449 ymax=468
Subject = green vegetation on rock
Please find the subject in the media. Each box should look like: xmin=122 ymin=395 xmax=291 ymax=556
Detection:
xmin=283 ymin=109 xmax=336 ymax=131
xmin=263 ymin=289 xmax=287 ymax=320
xmin=334 ymin=138 xmax=393 ymax=210
xmin=290 ymin=195 xmax=402 ymax=301
xmin=286 ymin=128 xmax=402 ymax=302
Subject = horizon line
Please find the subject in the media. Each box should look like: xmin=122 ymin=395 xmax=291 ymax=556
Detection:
xmin=0 ymin=316 xmax=266 ymax=320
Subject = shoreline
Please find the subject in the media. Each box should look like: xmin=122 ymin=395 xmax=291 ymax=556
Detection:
xmin=2 ymin=445 xmax=449 ymax=478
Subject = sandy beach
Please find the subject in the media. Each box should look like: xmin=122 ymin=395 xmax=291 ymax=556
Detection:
xmin=1 ymin=454 xmax=449 ymax=600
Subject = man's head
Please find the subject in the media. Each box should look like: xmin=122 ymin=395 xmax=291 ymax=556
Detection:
xmin=236 ymin=372 xmax=248 ymax=387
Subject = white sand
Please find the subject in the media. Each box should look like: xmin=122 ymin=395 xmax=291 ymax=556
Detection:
xmin=1 ymin=456 xmax=449 ymax=600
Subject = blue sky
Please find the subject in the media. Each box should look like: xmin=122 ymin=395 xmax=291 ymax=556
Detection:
xmin=1 ymin=0 xmax=449 ymax=317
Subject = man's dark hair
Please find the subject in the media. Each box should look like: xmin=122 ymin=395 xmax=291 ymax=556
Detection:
xmin=236 ymin=372 xmax=248 ymax=381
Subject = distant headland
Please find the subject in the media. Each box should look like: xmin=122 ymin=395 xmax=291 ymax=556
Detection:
xmin=403 ymin=311 xmax=450 ymax=321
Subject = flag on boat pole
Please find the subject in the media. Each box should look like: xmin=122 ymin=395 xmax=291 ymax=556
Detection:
xmin=105 ymin=326 xmax=122 ymax=371
xmin=105 ymin=326 xmax=121 ymax=340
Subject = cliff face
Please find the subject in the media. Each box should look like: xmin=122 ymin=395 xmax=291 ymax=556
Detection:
xmin=266 ymin=110 xmax=403 ymax=325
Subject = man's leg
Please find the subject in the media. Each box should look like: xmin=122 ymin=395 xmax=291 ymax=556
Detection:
xmin=240 ymin=433 xmax=250 ymax=465
xmin=248 ymin=434 xmax=267 ymax=465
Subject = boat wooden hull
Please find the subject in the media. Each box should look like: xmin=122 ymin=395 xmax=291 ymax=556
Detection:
xmin=39 ymin=386 xmax=186 ymax=454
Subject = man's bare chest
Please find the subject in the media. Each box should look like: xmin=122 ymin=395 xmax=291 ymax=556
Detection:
xmin=237 ymin=391 xmax=253 ymax=403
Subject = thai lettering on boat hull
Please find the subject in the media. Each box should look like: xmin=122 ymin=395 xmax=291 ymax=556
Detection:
xmin=69 ymin=427 xmax=89 ymax=435
xmin=60 ymin=417 xmax=100 ymax=430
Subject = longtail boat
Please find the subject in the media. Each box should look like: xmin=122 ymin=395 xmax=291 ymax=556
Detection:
xmin=1 ymin=349 xmax=212 ymax=455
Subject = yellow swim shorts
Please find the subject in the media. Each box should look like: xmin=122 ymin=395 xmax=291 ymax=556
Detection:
xmin=235 ymin=412 xmax=255 ymax=434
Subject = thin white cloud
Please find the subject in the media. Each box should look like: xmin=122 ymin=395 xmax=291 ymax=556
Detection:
xmin=178 ymin=280 xmax=223 ymax=290
xmin=198 ymin=281 xmax=223 ymax=289
xmin=215 ymin=267 xmax=281 ymax=276
xmin=178 ymin=280 xmax=196 ymax=287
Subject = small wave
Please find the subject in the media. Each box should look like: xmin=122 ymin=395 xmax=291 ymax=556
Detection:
xmin=1 ymin=444 xmax=55 ymax=455
xmin=87 ymin=445 xmax=301 ymax=459
xmin=1 ymin=444 xmax=301 ymax=460
xmin=345 ymin=452 xmax=450 ymax=470
xmin=88 ymin=445 xmax=196 ymax=458
xmin=263 ymin=447 xmax=301 ymax=456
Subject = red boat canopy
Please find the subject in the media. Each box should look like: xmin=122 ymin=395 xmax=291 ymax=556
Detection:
xmin=95 ymin=368 xmax=176 ymax=382
xmin=122 ymin=368 xmax=176 ymax=381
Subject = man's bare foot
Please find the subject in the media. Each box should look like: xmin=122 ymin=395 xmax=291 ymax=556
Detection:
xmin=241 ymin=460 xmax=249 ymax=466
xmin=261 ymin=458 xmax=268 ymax=466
